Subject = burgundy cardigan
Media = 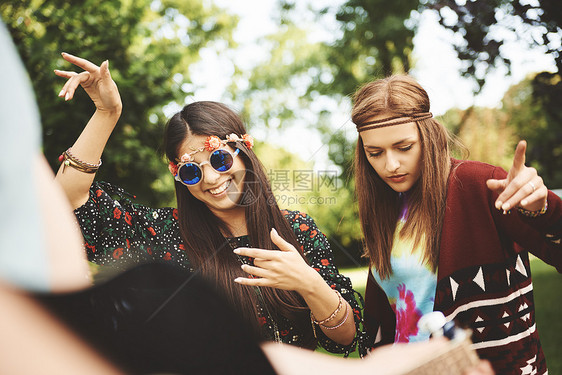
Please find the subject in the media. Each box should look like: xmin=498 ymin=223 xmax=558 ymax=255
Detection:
xmin=363 ymin=159 xmax=562 ymax=375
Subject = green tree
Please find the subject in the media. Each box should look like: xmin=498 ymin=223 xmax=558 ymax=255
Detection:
xmin=255 ymin=142 xmax=365 ymax=267
xmin=441 ymin=107 xmax=517 ymax=170
xmin=1 ymin=0 xmax=237 ymax=206
xmin=426 ymin=0 xmax=562 ymax=186
xmin=227 ymin=0 xmax=422 ymax=254
xmin=427 ymin=0 xmax=561 ymax=87
xmin=501 ymin=75 xmax=562 ymax=187
xmin=221 ymin=0 xmax=424 ymax=260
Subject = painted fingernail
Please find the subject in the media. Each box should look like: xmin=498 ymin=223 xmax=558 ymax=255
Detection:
xmin=502 ymin=203 xmax=510 ymax=211
xmin=64 ymin=92 xmax=70 ymax=101
xmin=521 ymin=199 xmax=528 ymax=206
xmin=232 ymin=248 xmax=240 ymax=254
xmin=58 ymin=89 xmax=65 ymax=97
xmin=495 ymin=201 xmax=503 ymax=210
xmin=234 ymin=277 xmax=242 ymax=283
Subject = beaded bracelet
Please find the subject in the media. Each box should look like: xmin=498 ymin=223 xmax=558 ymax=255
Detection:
xmin=518 ymin=201 xmax=548 ymax=218
xmin=310 ymin=290 xmax=343 ymax=326
xmin=59 ymin=148 xmax=102 ymax=174
xmin=321 ymin=302 xmax=349 ymax=330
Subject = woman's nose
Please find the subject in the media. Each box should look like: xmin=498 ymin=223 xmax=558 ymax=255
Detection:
xmin=201 ymin=163 xmax=221 ymax=185
xmin=385 ymin=153 xmax=400 ymax=172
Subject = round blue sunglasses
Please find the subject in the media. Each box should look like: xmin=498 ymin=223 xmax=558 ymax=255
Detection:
xmin=175 ymin=148 xmax=240 ymax=186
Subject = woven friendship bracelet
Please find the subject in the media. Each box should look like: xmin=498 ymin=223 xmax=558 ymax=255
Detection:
xmin=518 ymin=201 xmax=548 ymax=218
xmin=59 ymin=148 xmax=102 ymax=174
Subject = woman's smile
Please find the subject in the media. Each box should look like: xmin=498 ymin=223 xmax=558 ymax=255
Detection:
xmin=208 ymin=179 xmax=231 ymax=196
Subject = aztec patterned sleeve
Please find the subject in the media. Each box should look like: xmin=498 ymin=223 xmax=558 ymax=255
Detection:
xmin=74 ymin=181 xmax=189 ymax=271
xmin=281 ymin=209 xmax=365 ymax=356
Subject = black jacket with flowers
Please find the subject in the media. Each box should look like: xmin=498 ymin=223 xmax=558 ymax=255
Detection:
xmin=74 ymin=181 xmax=364 ymax=355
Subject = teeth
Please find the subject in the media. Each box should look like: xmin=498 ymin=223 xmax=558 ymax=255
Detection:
xmin=209 ymin=180 xmax=231 ymax=195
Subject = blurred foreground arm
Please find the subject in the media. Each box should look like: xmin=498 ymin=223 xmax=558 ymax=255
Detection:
xmin=36 ymin=153 xmax=92 ymax=291
xmin=0 ymin=281 xmax=122 ymax=375
xmin=262 ymin=339 xmax=494 ymax=375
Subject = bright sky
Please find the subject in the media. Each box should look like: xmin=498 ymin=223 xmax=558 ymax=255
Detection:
xmin=184 ymin=0 xmax=556 ymax=168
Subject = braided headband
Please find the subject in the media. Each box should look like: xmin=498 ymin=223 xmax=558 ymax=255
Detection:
xmin=356 ymin=112 xmax=433 ymax=132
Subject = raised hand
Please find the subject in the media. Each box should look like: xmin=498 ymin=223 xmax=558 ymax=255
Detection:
xmin=233 ymin=228 xmax=320 ymax=293
xmin=53 ymin=53 xmax=122 ymax=210
xmin=486 ymin=140 xmax=547 ymax=213
xmin=54 ymin=52 xmax=122 ymax=114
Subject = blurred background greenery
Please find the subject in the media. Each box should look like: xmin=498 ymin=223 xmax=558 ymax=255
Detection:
xmin=2 ymin=0 xmax=561 ymax=370
xmin=2 ymin=0 xmax=561 ymax=267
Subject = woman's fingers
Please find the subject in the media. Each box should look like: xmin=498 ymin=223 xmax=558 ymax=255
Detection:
xmin=61 ymin=52 xmax=100 ymax=73
xmin=53 ymin=70 xmax=76 ymax=79
xmin=496 ymin=172 xmax=535 ymax=210
xmin=53 ymin=70 xmax=77 ymax=98
xmin=54 ymin=53 xmax=122 ymax=113
xmin=233 ymin=247 xmax=278 ymax=260
xmin=59 ymin=72 xmax=92 ymax=101
xmin=487 ymin=140 xmax=548 ymax=212
xmin=496 ymin=172 xmax=544 ymax=212
xmin=234 ymin=275 xmax=271 ymax=287
xmin=270 ymin=228 xmax=298 ymax=252
xmin=100 ymin=60 xmax=111 ymax=78
xmin=240 ymin=264 xmax=272 ymax=279
xmin=504 ymin=175 xmax=541 ymax=208
xmin=510 ymin=140 xmax=527 ymax=173
xmin=520 ymin=185 xmax=547 ymax=208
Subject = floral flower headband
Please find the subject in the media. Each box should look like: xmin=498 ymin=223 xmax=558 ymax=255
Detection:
xmin=168 ymin=133 xmax=254 ymax=176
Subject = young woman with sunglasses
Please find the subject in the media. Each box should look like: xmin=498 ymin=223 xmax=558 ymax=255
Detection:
xmin=351 ymin=75 xmax=562 ymax=374
xmin=53 ymin=53 xmax=361 ymax=354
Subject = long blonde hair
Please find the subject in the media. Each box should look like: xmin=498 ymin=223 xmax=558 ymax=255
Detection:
xmin=352 ymin=75 xmax=451 ymax=279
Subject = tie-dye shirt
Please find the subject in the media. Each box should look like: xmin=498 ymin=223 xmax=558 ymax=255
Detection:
xmin=371 ymin=196 xmax=437 ymax=343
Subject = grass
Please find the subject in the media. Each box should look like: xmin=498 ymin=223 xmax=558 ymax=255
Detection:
xmin=530 ymin=258 xmax=562 ymax=375
xmin=321 ymin=260 xmax=561 ymax=374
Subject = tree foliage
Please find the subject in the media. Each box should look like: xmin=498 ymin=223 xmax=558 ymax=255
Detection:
xmin=1 ymin=0 xmax=237 ymax=206
xmin=319 ymin=0 xmax=419 ymax=94
xmin=427 ymin=0 xmax=561 ymax=86
xmin=6 ymin=0 xmax=561 ymax=259
xmin=225 ymin=0 xmax=422 ymax=264
xmin=501 ymin=74 xmax=562 ymax=187
xmin=426 ymin=0 xmax=561 ymax=186
xmin=255 ymin=141 xmax=366 ymax=267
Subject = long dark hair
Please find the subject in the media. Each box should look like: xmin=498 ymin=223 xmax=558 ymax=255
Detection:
xmin=163 ymin=101 xmax=316 ymax=348
xmin=352 ymin=75 xmax=451 ymax=279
